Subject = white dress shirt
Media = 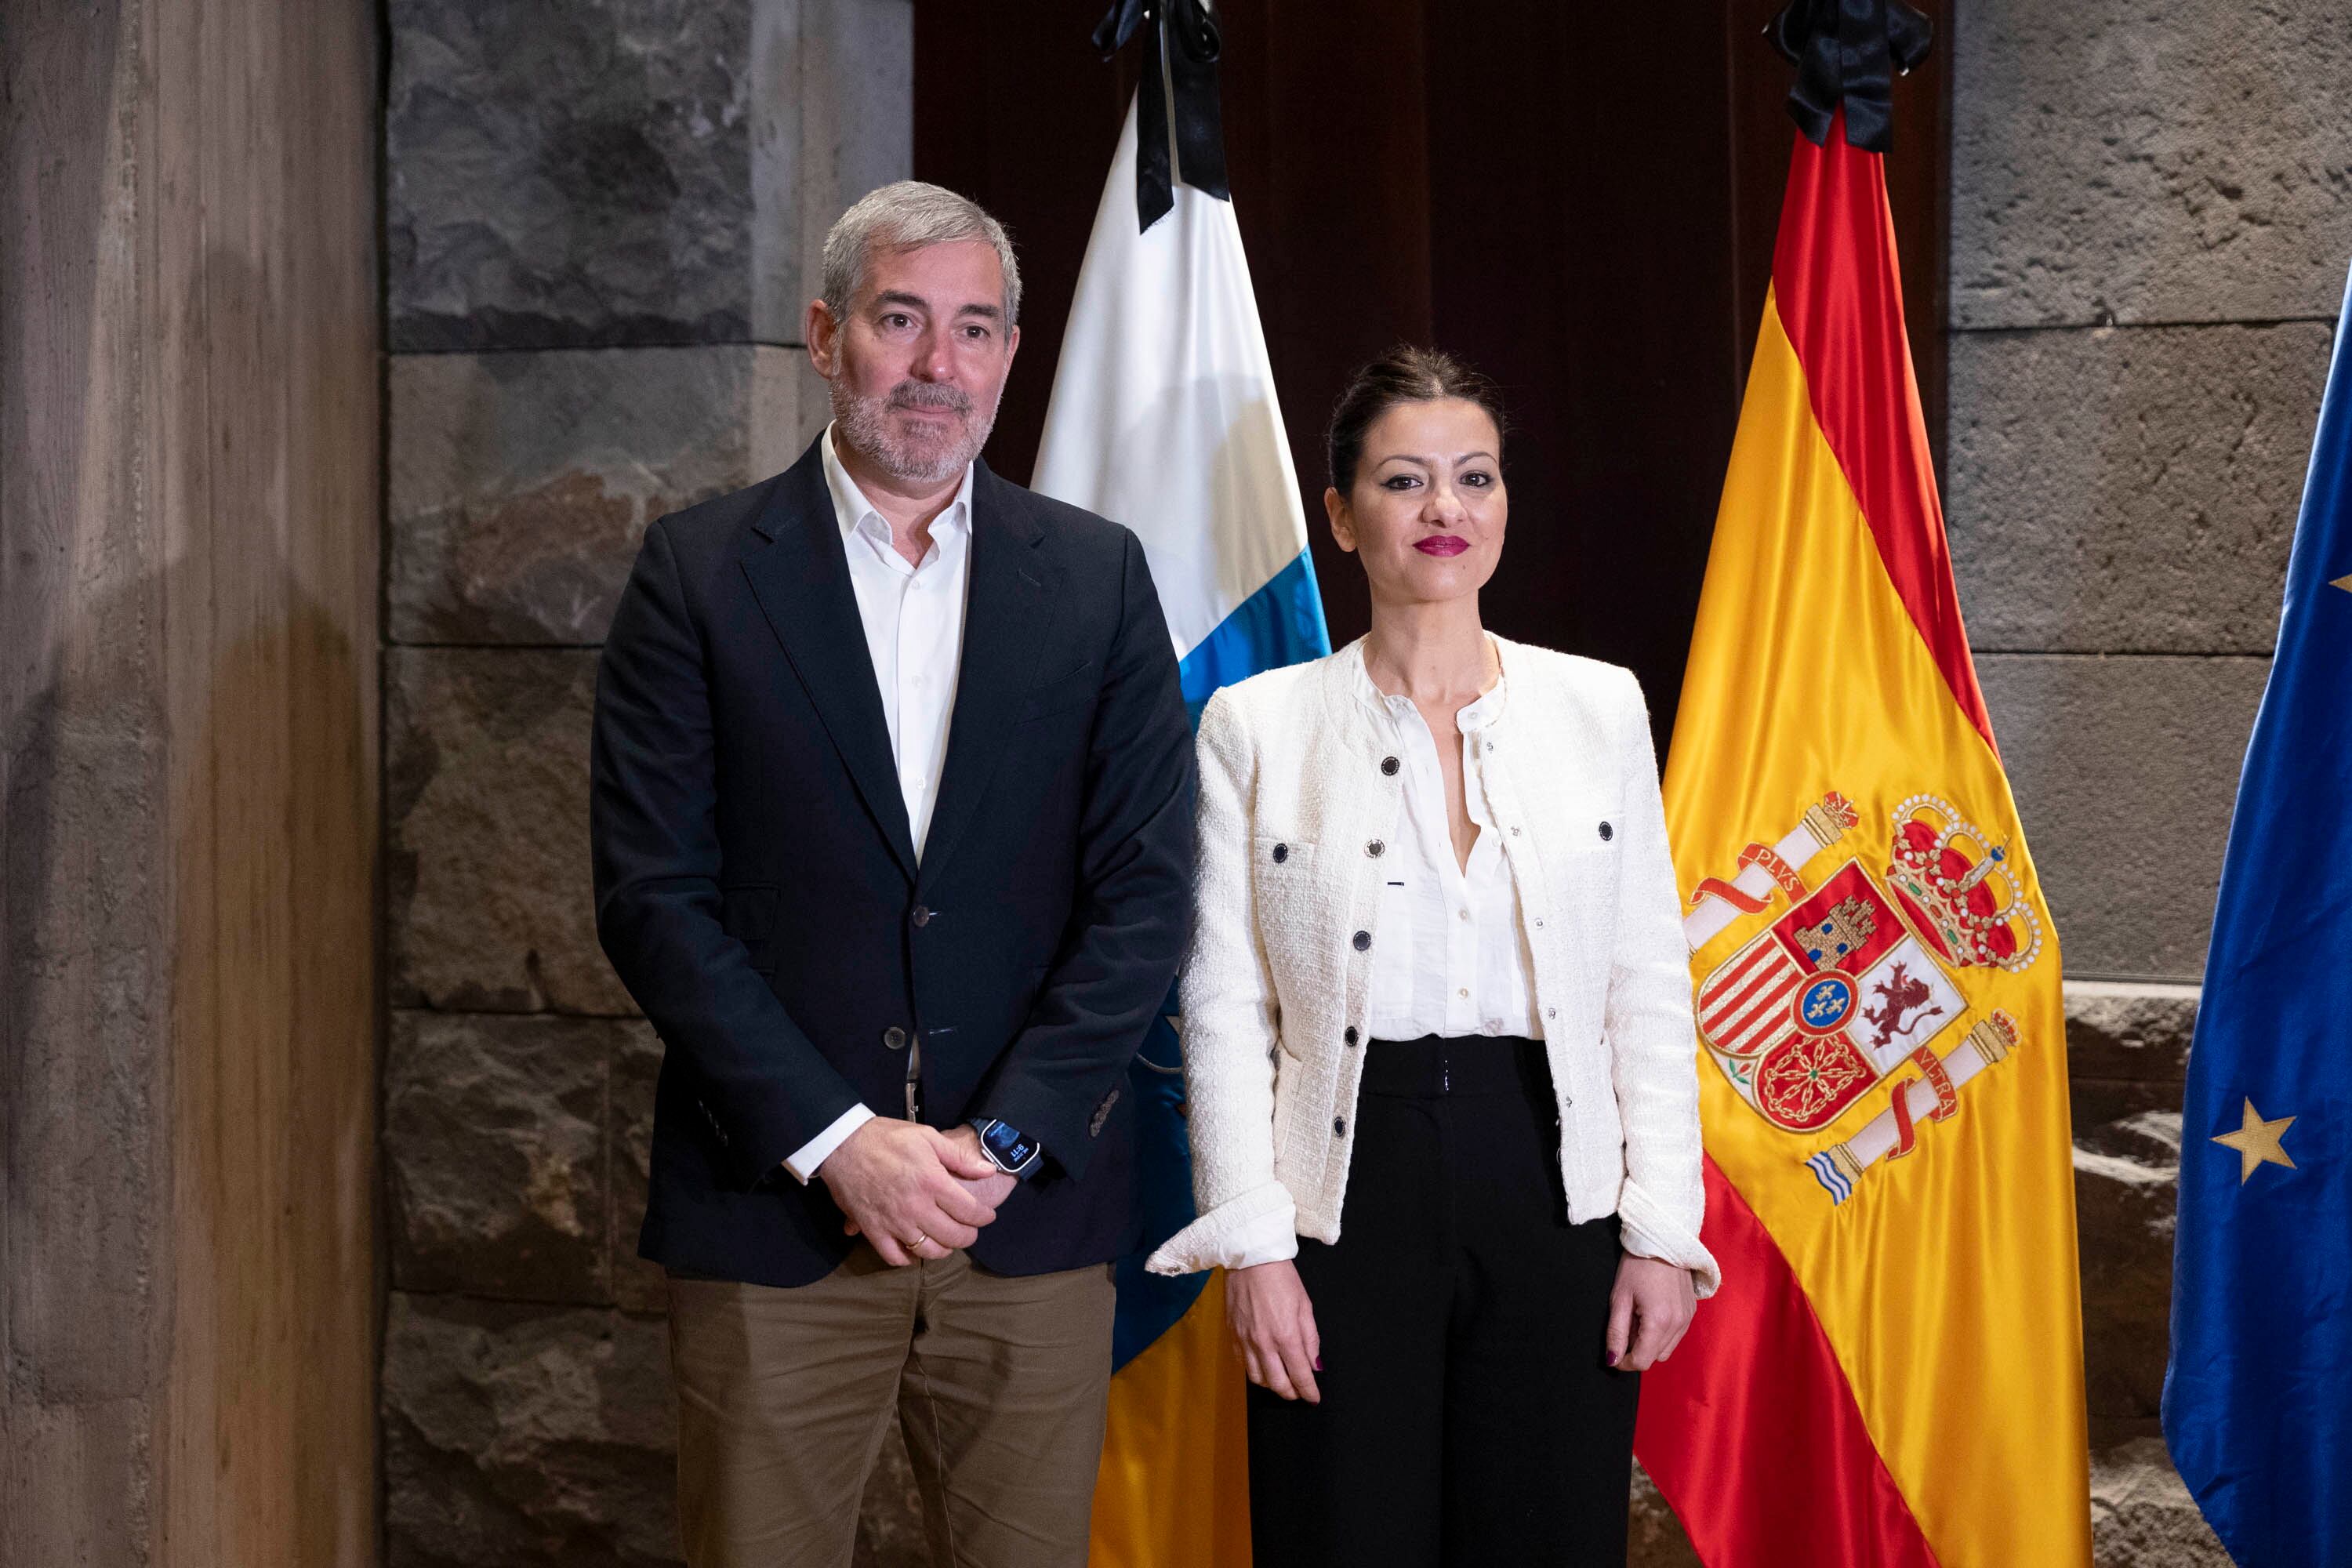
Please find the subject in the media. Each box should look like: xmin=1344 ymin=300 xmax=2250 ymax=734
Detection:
xmin=1361 ymin=644 xmax=1544 ymax=1041
xmin=784 ymin=426 xmax=975 ymax=1183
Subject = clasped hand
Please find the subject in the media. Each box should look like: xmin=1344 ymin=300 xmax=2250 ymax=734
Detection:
xmin=819 ymin=1120 xmax=1017 ymax=1266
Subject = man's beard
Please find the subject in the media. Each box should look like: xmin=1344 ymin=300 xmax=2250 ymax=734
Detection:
xmin=832 ymin=378 xmax=999 ymax=485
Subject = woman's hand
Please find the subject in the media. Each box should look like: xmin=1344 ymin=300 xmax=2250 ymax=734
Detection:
xmin=1225 ymin=1259 xmax=1322 ymax=1403
xmin=1606 ymin=1253 xmax=1697 ymax=1371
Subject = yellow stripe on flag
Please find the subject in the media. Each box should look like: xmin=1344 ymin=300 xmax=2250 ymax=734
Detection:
xmin=1088 ymin=1272 xmax=1253 ymax=1567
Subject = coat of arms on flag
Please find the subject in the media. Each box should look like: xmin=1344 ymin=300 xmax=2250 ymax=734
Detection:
xmin=1687 ymin=791 xmax=2045 ymax=1203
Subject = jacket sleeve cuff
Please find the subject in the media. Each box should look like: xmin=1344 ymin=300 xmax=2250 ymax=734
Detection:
xmin=1617 ymin=1178 xmax=1722 ymax=1300
xmin=1145 ymin=1183 xmax=1298 ymax=1276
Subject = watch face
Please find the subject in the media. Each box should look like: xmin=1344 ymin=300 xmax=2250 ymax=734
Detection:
xmin=982 ymin=1120 xmax=1038 ymax=1171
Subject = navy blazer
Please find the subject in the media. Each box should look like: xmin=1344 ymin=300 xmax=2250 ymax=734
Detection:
xmin=591 ymin=437 xmax=1196 ymax=1287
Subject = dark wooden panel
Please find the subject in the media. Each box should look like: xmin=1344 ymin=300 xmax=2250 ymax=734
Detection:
xmin=1223 ymin=0 xmax=1434 ymax=648
xmin=914 ymin=2 xmax=1953 ymax=728
xmin=1425 ymin=2 xmax=1747 ymax=737
xmin=913 ymin=2 xmax=1133 ymax=488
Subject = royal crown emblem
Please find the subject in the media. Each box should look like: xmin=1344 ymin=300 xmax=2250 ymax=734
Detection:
xmin=1882 ymin=793 xmax=2043 ymax=972
xmin=1685 ymin=790 xmax=2045 ymax=1205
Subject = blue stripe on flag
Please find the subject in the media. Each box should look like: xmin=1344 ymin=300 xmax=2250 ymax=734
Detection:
xmin=1111 ymin=1005 xmax=1202 ymax=1371
xmin=1806 ymin=1152 xmax=1852 ymax=1206
xmin=1110 ymin=550 xmax=1333 ymax=1374
xmin=1178 ymin=550 xmax=1333 ymax=721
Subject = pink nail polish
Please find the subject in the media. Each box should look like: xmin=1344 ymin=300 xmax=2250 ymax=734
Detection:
xmin=1606 ymin=1351 xmax=1620 ymax=1367
xmin=1312 ymin=1357 xmax=1323 ymax=1370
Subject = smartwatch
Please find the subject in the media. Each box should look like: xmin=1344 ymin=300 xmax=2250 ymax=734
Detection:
xmin=970 ymin=1118 xmax=1043 ymax=1178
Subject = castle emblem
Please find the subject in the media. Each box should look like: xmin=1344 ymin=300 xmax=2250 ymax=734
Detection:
xmin=1685 ymin=793 xmax=2043 ymax=1204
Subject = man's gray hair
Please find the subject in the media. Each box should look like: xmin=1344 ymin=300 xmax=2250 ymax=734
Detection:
xmin=820 ymin=180 xmax=1022 ymax=325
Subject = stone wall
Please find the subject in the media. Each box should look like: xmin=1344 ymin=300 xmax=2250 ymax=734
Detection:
xmin=379 ymin=3 xmax=911 ymax=1563
xmin=1948 ymin=2 xmax=2352 ymax=1561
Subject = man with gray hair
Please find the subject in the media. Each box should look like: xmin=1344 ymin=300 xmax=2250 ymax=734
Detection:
xmin=590 ymin=180 xmax=1196 ymax=1566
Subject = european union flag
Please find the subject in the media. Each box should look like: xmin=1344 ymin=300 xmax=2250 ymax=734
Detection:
xmin=2162 ymin=262 xmax=2352 ymax=1566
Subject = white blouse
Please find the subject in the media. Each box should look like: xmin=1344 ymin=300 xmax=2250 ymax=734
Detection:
xmin=1359 ymin=644 xmax=1543 ymax=1041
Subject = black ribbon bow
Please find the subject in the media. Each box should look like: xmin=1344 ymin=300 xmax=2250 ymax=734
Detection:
xmin=1767 ymin=0 xmax=1934 ymax=154
xmin=1093 ymin=0 xmax=1232 ymax=230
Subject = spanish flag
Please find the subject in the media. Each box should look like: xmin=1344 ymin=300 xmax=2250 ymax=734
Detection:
xmin=1633 ymin=107 xmax=2094 ymax=1566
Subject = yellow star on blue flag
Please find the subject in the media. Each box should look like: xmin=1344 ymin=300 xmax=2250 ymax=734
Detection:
xmin=2210 ymin=1097 xmax=2296 ymax=1183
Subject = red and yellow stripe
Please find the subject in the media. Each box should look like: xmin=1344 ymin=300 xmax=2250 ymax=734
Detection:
xmin=1635 ymin=115 xmax=2092 ymax=1566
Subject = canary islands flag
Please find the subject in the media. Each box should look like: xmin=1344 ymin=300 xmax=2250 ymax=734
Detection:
xmin=1029 ymin=9 xmax=1326 ymax=1563
xmin=1633 ymin=99 xmax=2094 ymax=1568
xmin=2161 ymin=258 xmax=2352 ymax=1566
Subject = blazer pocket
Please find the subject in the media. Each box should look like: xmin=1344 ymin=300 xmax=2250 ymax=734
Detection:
xmin=719 ymin=884 xmax=779 ymax=973
xmin=1017 ymin=659 xmax=1099 ymax=724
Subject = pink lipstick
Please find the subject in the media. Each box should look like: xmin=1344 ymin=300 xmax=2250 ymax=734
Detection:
xmin=1414 ymin=535 xmax=1470 ymax=557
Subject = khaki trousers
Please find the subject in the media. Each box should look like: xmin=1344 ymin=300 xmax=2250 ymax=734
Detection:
xmin=667 ymin=1248 xmax=1116 ymax=1568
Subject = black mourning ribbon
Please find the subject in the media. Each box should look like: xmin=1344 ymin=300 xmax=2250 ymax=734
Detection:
xmin=1093 ymin=0 xmax=1232 ymax=231
xmin=1768 ymin=0 xmax=1933 ymax=154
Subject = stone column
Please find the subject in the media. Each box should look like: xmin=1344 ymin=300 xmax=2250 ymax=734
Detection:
xmin=378 ymin=3 xmax=916 ymax=1563
xmin=1 ymin=3 xmax=380 ymax=1566
xmin=1950 ymin=5 xmax=2351 ymax=1561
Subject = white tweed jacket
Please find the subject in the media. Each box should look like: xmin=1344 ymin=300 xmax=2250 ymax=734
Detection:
xmin=1145 ymin=636 xmax=1721 ymax=1296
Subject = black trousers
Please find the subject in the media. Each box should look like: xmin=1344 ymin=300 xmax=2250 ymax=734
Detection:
xmin=1247 ymin=1035 xmax=1639 ymax=1567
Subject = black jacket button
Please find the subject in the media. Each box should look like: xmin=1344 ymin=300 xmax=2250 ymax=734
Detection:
xmin=1272 ymin=842 xmax=1289 ymax=863
xmin=1380 ymin=756 xmax=1400 ymax=776
xmin=1599 ymin=821 xmax=1613 ymax=841
xmin=1366 ymin=839 xmax=1385 ymax=857
xmin=1344 ymin=1026 xmax=1359 ymax=1046
xmin=1333 ymin=1117 xmax=1347 ymax=1137
xmin=883 ymin=1026 xmax=909 ymax=1051
xmin=911 ymin=905 xmax=932 ymax=927
xmin=1352 ymin=930 xmax=1371 ymax=952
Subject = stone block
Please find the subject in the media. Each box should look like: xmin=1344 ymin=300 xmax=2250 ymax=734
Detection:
xmin=387 ymin=647 xmax=630 ymax=1014
xmin=2067 ymin=982 xmax=2198 ymax=1433
xmin=383 ymin=1293 xmax=680 ymax=1567
xmin=2090 ymin=1436 xmax=2229 ymax=1566
xmin=379 ymin=1294 xmax=966 ymax=1568
xmin=1628 ymin=1460 xmax=1701 ymax=1568
xmin=388 ymin=0 xmax=911 ymax=350
xmin=609 ymin=1022 xmax=669 ymax=1315
xmin=388 ymin=1011 xmax=659 ymax=1304
xmin=2065 ymin=979 xmax=2198 ymax=1083
xmin=1948 ymin=324 xmax=2327 ymax=655
xmin=1977 ymin=653 xmax=2267 ymax=980
xmin=1952 ymin=2 xmax=2352 ymax=328
xmin=390 ymin=347 xmax=823 ymax=645
xmin=2072 ymin=1078 xmax=2181 ymax=1425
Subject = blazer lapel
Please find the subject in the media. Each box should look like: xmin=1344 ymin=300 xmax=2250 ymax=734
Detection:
xmin=918 ymin=463 xmax=1050 ymax=886
xmin=739 ymin=445 xmax=920 ymax=881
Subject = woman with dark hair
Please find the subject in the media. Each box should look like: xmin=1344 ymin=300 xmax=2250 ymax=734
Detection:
xmin=1148 ymin=347 xmax=1719 ymax=1565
